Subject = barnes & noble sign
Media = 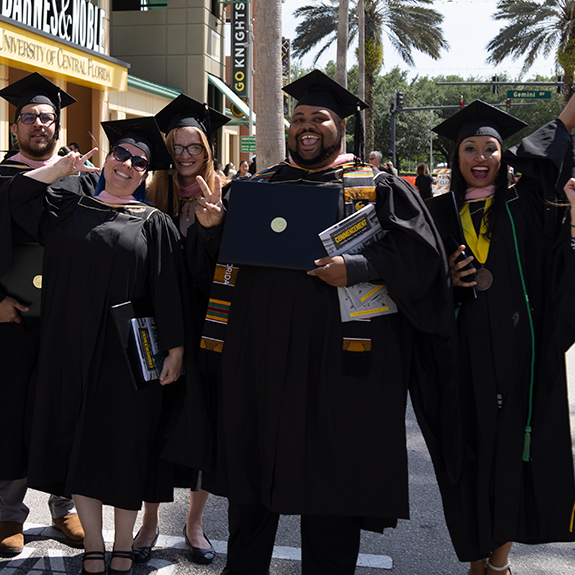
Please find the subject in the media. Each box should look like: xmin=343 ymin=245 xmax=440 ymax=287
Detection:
xmin=2 ymin=0 xmax=105 ymax=52
xmin=0 ymin=5 xmax=127 ymax=90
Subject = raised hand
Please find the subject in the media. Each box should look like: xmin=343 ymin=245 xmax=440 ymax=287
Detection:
xmin=195 ymin=174 xmax=223 ymax=228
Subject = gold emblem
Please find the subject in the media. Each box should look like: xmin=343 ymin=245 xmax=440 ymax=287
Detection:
xmin=33 ymin=275 xmax=42 ymax=289
xmin=354 ymin=200 xmax=367 ymax=211
xmin=271 ymin=217 xmax=288 ymax=233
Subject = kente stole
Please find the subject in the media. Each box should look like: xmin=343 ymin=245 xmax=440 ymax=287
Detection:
xmin=199 ymin=161 xmax=377 ymax=376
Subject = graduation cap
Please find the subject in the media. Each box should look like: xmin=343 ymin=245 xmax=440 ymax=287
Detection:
xmin=283 ymin=70 xmax=368 ymax=160
xmin=283 ymin=70 xmax=368 ymax=119
xmin=0 ymin=72 xmax=76 ymax=139
xmin=155 ymin=93 xmax=230 ymax=139
xmin=101 ymin=117 xmax=172 ymax=171
xmin=433 ymin=100 xmax=527 ymax=147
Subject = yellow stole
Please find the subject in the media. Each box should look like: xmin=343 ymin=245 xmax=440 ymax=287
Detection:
xmin=460 ymin=197 xmax=494 ymax=264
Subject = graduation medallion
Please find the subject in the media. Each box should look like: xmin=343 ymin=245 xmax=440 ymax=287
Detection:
xmin=474 ymin=267 xmax=493 ymax=291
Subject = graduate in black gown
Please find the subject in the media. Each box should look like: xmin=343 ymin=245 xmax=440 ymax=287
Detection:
xmin=433 ymin=100 xmax=575 ymax=575
xmin=3 ymin=117 xmax=188 ymax=575
xmin=194 ymin=70 xmax=460 ymax=575
xmin=0 ymin=73 xmax=97 ymax=553
xmin=130 ymin=94 xmax=230 ymax=566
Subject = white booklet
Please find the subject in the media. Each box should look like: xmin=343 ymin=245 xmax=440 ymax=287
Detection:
xmin=318 ymin=204 xmax=398 ymax=322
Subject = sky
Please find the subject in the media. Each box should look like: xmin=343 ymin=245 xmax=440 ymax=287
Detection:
xmin=280 ymin=0 xmax=559 ymax=80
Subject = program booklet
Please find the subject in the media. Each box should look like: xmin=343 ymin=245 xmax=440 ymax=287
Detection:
xmin=318 ymin=204 xmax=398 ymax=322
xmin=130 ymin=317 xmax=166 ymax=382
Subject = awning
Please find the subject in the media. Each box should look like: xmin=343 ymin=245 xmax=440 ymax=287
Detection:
xmin=208 ymin=74 xmax=290 ymax=129
xmin=128 ymin=76 xmax=181 ymax=100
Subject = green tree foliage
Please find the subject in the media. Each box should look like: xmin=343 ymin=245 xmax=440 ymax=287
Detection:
xmin=290 ymin=0 xmax=447 ymax=153
xmin=287 ymin=63 xmax=563 ymax=171
xmin=486 ymin=0 xmax=575 ymax=103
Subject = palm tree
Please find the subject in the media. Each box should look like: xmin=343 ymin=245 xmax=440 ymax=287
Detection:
xmin=255 ymin=0 xmax=285 ymax=168
xmin=291 ymin=0 xmax=448 ymax=153
xmin=486 ymin=0 xmax=574 ymax=104
xmin=336 ymin=0 xmax=350 ymax=86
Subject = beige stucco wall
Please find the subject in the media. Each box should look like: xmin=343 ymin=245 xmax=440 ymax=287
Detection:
xmin=110 ymin=0 xmax=225 ymax=99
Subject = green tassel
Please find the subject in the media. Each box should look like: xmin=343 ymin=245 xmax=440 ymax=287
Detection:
xmin=522 ymin=426 xmax=532 ymax=462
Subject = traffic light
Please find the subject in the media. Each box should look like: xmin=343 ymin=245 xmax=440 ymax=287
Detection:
xmin=389 ymin=96 xmax=396 ymax=113
xmin=460 ymin=95 xmax=464 ymax=109
xmin=492 ymin=75 xmax=499 ymax=95
xmin=506 ymin=98 xmax=511 ymax=111
xmin=557 ymin=75 xmax=564 ymax=94
xmin=396 ymin=91 xmax=404 ymax=109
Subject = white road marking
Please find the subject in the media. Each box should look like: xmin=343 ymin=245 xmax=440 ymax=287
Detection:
xmin=0 ymin=522 xmax=394 ymax=571
xmin=48 ymin=548 xmax=66 ymax=572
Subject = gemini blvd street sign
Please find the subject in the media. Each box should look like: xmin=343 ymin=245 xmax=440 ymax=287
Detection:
xmin=507 ymin=90 xmax=551 ymax=99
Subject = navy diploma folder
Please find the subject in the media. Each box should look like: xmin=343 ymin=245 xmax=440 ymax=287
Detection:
xmin=219 ymin=180 xmax=340 ymax=271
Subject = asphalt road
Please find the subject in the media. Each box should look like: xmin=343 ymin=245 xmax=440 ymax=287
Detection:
xmin=2 ymin=351 xmax=575 ymax=575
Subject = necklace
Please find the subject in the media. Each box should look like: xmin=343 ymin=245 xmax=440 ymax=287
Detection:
xmin=184 ymin=201 xmax=193 ymax=222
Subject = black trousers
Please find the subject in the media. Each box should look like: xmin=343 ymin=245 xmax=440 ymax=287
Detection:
xmin=223 ymin=501 xmax=362 ymax=575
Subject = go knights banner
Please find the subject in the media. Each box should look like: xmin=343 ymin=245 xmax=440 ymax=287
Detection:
xmin=0 ymin=1 xmax=128 ymax=91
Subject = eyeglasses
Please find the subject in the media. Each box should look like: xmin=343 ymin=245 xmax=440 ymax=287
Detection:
xmin=18 ymin=112 xmax=57 ymax=126
xmin=173 ymin=143 xmax=204 ymax=156
xmin=112 ymin=146 xmax=149 ymax=172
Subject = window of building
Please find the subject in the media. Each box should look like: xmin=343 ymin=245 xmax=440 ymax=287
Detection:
xmin=112 ymin=0 xmax=166 ymax=10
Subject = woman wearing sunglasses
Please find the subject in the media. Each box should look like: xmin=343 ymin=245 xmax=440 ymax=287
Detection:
xmin=128 ymin=95 xmax=229 ymax=566
xmin=2 ymin=117 xmax=188 ymax=575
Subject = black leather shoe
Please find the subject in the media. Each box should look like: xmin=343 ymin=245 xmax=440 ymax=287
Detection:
xmin=132 ymin=528 xmax=159 ymax=564
xmin=183 ymin=524 xmax=216 ymax=564
xmin=108 ymin=550 xmax=133 ymax=575
xmin=80 ymin=550 xmax=106 ymax=575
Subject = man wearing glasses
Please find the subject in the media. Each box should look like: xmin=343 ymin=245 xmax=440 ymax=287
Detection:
xmin=0 ymin=73 xmax=95 ymax=556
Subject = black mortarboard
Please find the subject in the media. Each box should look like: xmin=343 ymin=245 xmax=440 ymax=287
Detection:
xmin=283 ymin=70 xmax=368 ymax=160
xmin=0 ymin=72 xmax=76 ymax=139
xmin=155 ymin=93 xmax=230 ymax=138
xmin=283 ymin=70 xmax=368 ymax=119
xmin=101 ymin=117 xmax=172 ymax=171
xmin=433 ymin=100 xmax=527 ymax=147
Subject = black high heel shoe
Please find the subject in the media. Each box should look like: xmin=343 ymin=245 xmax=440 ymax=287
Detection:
xmin=183 ymin=524 xmax=216 ymax=564
xmin=132 ymin=528 xmax=159 ymax=564
xmin=80 ymin=550 xmax=106 ymax=575
xmin=108 ymin=550 xmax=134 ymax=575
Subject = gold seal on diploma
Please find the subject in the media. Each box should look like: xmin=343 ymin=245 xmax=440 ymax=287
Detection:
xmin=271 ymin=217 xmax=288 ymax=233
xmin=33 ymin=275 xmax=42 ymax=289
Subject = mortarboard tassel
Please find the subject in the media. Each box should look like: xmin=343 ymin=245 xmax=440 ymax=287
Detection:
xmin=522 ymin=425 xmax=532 ymax=462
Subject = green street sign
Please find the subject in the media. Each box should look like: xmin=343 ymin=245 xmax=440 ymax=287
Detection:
xmin=507 ymin=90 xmax=551 ymax=99
xmin=241 ymin=136 xmax=256 ymax=153
xmin=240 ymin=136 xmax=256 ymax=152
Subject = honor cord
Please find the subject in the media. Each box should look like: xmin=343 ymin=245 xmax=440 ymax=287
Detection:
xmin=505 ymin=203 xmax=535 ymax=462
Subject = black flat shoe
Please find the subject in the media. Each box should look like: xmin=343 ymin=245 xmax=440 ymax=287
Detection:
xmin=183 ymin=524 xmax=216 ymax=565
xmin=108 ymin=550 xmax=133 ymax=575
xmin=80 ymin=550 xmax=106 ymax=575
xmin=132 ymin=527 xmax=159 ymax=564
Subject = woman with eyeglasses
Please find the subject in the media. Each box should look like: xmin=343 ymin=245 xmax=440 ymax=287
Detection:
xmin=2 ymin=117 xmax=189 ymax=575
xmin=127 ymin=95 xmax=229 ymax=567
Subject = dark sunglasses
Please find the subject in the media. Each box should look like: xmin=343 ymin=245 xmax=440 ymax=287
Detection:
xmin=112 ymin=146 xmax=149 ymax=172
xmin=18 ymin=112 xmax=57 ymax=126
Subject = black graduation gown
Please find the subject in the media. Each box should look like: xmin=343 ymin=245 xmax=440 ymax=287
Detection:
xmin=0 ymin=160 xmax=97 ymax=481
xmin=201 ymin=162 xmax=459 ymax=524
xmin=436 ymin=120 xmax=575 ymax=561
xmin=5 ymin=175 xmax=187 ymax=510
